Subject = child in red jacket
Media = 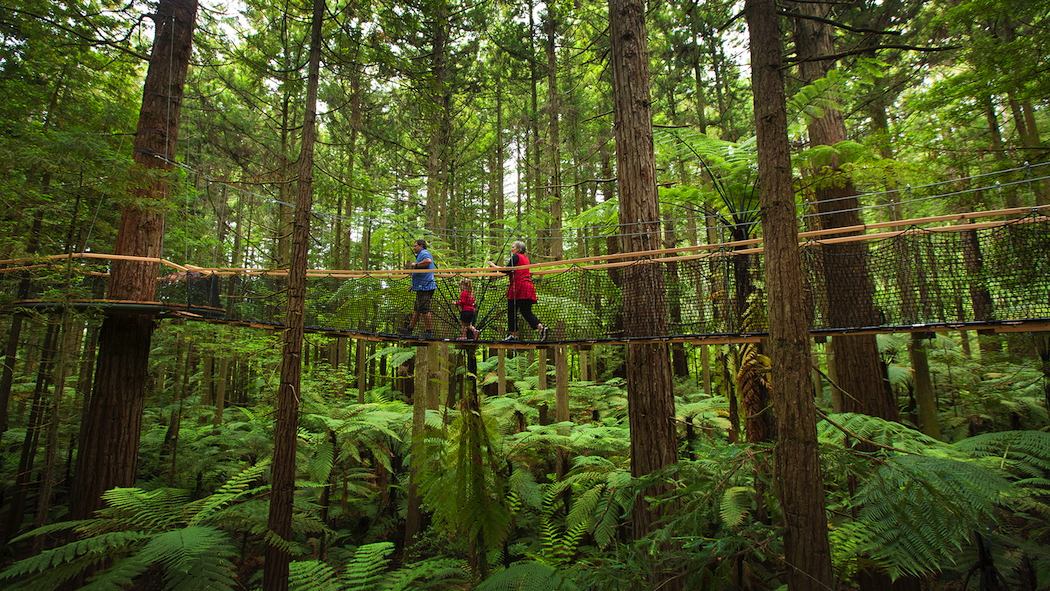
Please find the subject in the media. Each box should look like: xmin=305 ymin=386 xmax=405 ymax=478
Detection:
xmin=455 ymin=277 xmax=480 ymax=340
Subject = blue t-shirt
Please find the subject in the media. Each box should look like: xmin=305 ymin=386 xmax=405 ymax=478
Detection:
xmin=412 ymin=248 xmax=437 ymax=291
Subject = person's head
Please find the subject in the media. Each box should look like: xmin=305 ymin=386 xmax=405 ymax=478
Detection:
xmin=414 ymin=238 xmax=427 ymax=253
xmin=459 ymin=277 xmax=473 ymax=293
xmin=511 ymin=240 xmax=526 ymax=255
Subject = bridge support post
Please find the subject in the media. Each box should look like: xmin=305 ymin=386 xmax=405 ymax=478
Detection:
xmin=497 ymin=349 xmax=506 ymax=397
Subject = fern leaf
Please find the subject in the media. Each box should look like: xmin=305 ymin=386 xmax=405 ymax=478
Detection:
xmin=380 ymin=557 xmax=468 ymax=590
xmin=719 ymin=486 xmax=753 ymax=527
xmin=79 ymin=554 xmax=151 ymax=591
xmin=473 ymin=562 xmax=579 ymax=591
xmin=135 ymin=526 xmax=236 ymax=591
xmin=851 ymin=455 xmax=1009 ymax=578
xmin=0 ymin=531 xmax=148 ymax=581
xmin=343 ymin=542 xmax=394 ymax=591
xmin=289 ymin=560 xmax=343 ymax=591
xmin=188 ymin=462 xmax=269 ymax=525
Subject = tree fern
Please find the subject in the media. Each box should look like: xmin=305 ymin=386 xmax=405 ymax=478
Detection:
xmin=0 ymin=463 xmax=275 ymax=591
xmin=834 ymin=454 xmax=1012 ymax=579
xmin=953 ymin=430 xmax=1050 ymax=478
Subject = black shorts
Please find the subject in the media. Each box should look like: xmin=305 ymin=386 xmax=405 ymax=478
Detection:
xmin=460 ymin=310 xmax=475 ymax=323
xmin=414 ymin=290 xmax=434 ymax=313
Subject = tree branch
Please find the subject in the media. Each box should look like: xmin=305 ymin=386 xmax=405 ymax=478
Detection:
xmin=778 ymin=9 xmax=901 ymax=35
xmin=5 ymin=5 xmax=151 ymax=62
xmin=786 ymin=44 xmax=959 ymax=64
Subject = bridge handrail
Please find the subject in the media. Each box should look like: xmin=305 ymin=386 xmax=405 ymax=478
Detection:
xmin=0 ymin=206 xmax=1046 ymax=278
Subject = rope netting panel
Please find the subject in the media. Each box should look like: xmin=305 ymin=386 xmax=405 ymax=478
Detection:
xmin=2 ymin=216 xmax=1049 ymax=341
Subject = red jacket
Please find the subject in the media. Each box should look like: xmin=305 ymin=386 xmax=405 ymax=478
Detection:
xmin=506 ymin=253 xmax=537 ymax=301
xmin=456 ymin=290 xmax=475 ymax=311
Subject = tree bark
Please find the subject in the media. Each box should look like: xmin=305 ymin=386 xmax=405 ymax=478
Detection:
xmin=69 ymin=0 xmax=197 ymax=522
xmin=263 ymin=0 xmax=322 ymax=587
xmin=404 ymin=343 xmax=428 ymax=555
xmin=608 ymin=0 xmax=679 ymax=584
xmin=909 ymin=334 xmax=941 ymax=439
xmin=794 ymin=1 xmax=897 ymax=422
xmin=747 ymin=2 xmax=835 ymax=590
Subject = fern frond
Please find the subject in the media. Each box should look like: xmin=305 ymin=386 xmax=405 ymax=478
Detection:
xmin=79 ymin=554 xmax=150 ymax=591
xmin=473 ymin=562 xmax=579 ymax=591
xmin=136 ymin=526 xmax=236 ymax=591
xmin=95 ymin=487 xmax=190 ymax=531
xmin=954 ymin=431 xmax=1050 ymax=478
xmin=380 ymin=557 xmax=468 ymax=590
xmin=818 ymin=412 xmax=947 ymax=453
xmin=343 ymin=542 xmax=394 ymax=591
xmin=850 ymin=455 xmax=1010 ymax=578
xmin=0 ymin=530 xmax=148 ymax=581
xmin=719 ymin=486 xmax=754 ymax=527
xmin=7 ymin=519 xmax=96 ymax=545
xmin=289 ymin=560 xmax=342 ymax=591
xmin=187 ymin=462 xmax=269 ymax=525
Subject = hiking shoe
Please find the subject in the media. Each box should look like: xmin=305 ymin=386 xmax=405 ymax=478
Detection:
xmin=501 ymin=335 xmax=517 ymax=342
xmin=539 ymin=326 xmax=549 ymax=341
xmin=421 ymin=330 xmax=434 ymax=339
xmin=398 ymin=326 xmax=411 ymax=336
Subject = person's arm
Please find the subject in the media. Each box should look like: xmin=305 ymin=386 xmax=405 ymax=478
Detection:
xmin=413 ymin=256 xmax=432 ymax=269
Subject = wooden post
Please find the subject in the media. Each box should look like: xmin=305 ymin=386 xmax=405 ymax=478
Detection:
xmin=555 ymin=345 xmax=570 ymax=480
xmin=497 ymin=349 xmax=506 ymax=397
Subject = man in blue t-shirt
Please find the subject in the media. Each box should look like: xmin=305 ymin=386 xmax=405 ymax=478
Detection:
xmin=401 ymin=238 xmax=436 ymax=337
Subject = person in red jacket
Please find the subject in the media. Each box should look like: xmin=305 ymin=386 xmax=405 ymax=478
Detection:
xmin=455 ymin=277 xmax=480 ymax=340
xmin=487 ymin=240 xmax=548 ymax=341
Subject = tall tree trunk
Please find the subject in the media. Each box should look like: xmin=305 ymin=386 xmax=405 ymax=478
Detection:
xmin=608 ymin=2 xmax=679 ymax=589
xmin=4 ymin=320 xmax=57 ymax=542
xmin=0 ymin=212 xmax=46 ymax=443
xmin=747 ymin=2 xmax=835 ymax=589
xmin=909 ymin=334 xmax=941 ymax=439
xmin=263 ymin=0 xmax=322 ymax=586
xmin=546 ymin=5 xmax=564 ymax=260
xmin=426 ymin=1 xmax=449 ymax=231
xmin=69 ymin=0 xmax=198 ymax=522
xmin=793 ymin=1 xmax=897 ymax=422
xmin=33 ymin=312 xmax=79 ymax=552
xmin=404 ymin=344 xmax=428 ymax=554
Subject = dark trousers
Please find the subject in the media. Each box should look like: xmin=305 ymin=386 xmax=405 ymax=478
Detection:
xmin=508 ymin=299 xmax=540 ymax=333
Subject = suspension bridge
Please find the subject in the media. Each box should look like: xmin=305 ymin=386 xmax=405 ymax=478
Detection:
xmin=3 ymin=205 xmax=1049 ymax=346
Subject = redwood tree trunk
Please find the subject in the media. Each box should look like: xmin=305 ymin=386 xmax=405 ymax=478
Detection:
xmin=69 ymin=0 xmax=198 ymax=522
xmin=608 ymin=2 xmax=679 ymax=587
xmin=793 ymin=1 xmax=897 ymax=422
xmin=747 ymin=1 xmax=835 ymax=590
xmin=263 ymin=0 xmax=323 ymax=588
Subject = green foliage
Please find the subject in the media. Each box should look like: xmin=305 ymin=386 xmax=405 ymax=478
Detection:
xmin=289 ymin=542 xmax=467 ymax=591
xmin=833 ymin=454 xmax=1010 ymax=579
xmin=474 ymin=562 xmax=578 ymax=591
xmin=419 ymin=392 xmax=513 ymax=555
xmin=0 ymin=464 xmax=267 ymax=591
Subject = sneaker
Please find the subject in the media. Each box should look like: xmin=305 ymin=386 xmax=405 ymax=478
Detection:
xmin=421 ymin=330 xmax=434 ymax=339
xmin=538 ymin=326 xmax=549 ymax=341
xmin=398 ymin=326 xmax=411 ymax=336
xmin=457 ymin=336 xmax=468 ymax=341
xmin=501 ymin=335 xmax=517 ymax=342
